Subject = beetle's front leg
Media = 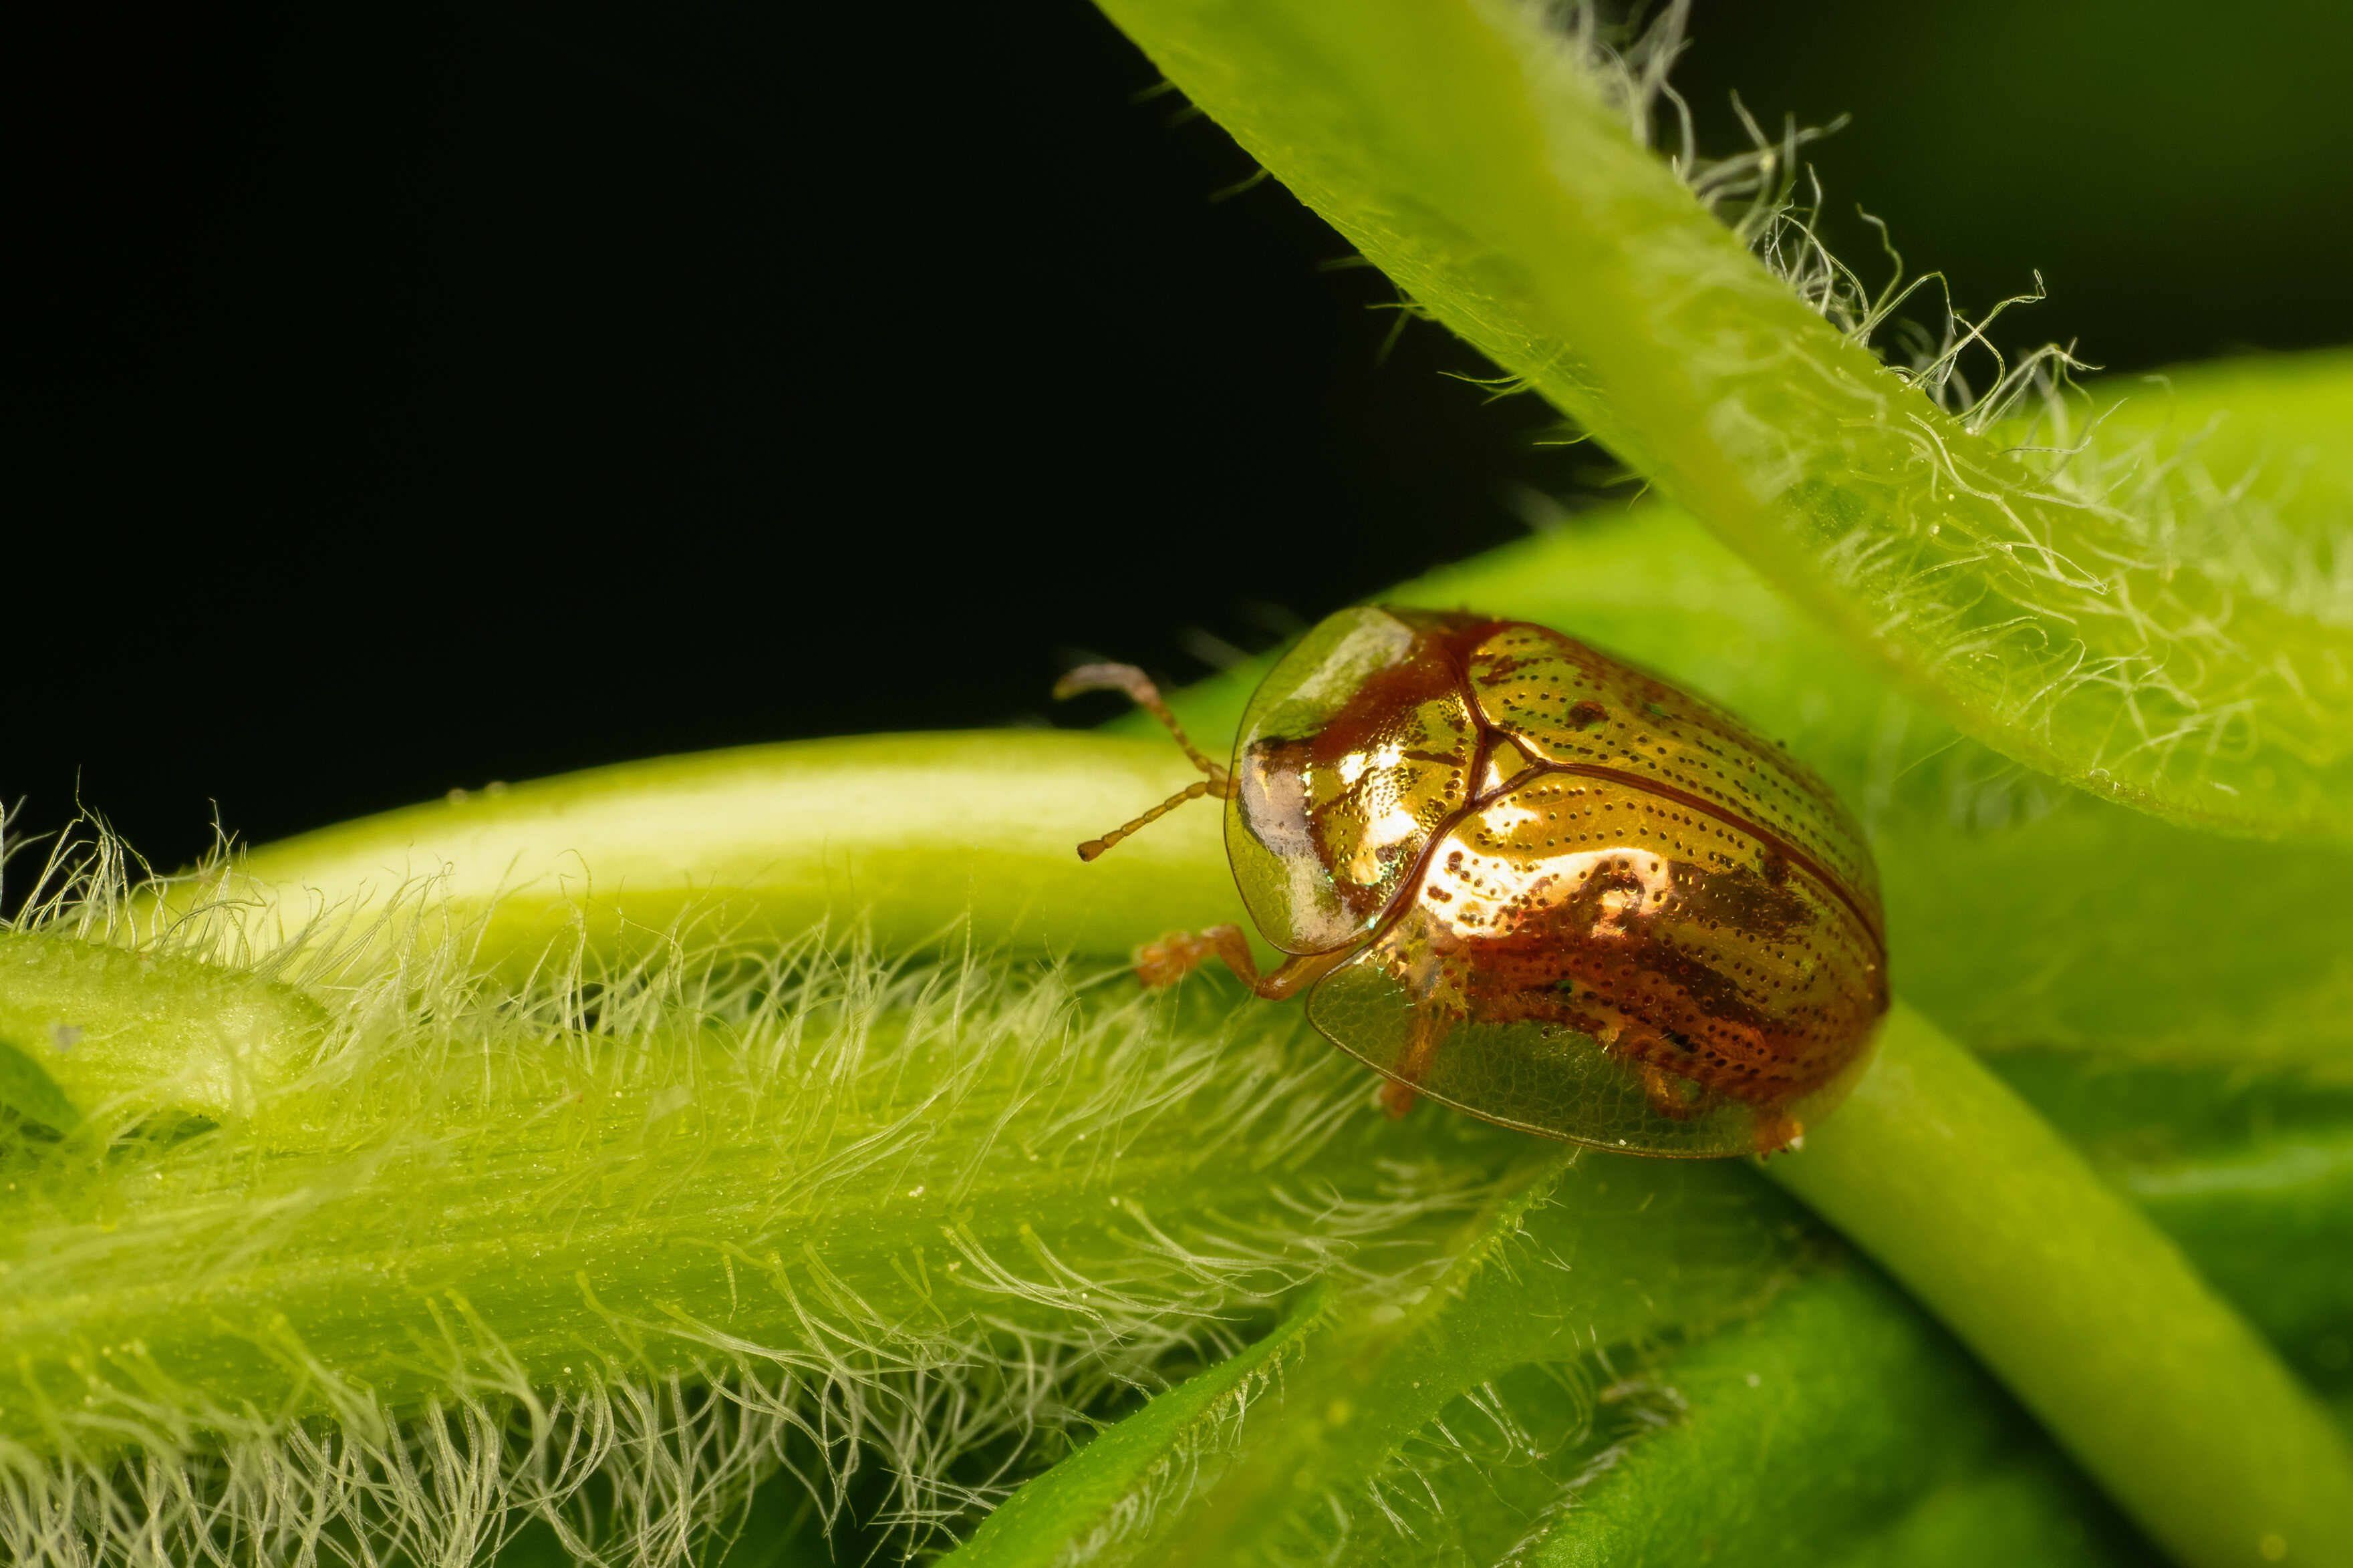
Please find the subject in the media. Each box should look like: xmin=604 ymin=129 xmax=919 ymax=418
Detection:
xmin=1134 ymin=926 xmax=1345 ymax=1000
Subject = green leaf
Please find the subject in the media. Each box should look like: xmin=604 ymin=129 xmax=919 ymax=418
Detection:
xmin=956 ymin=1235 xmax=2158 ymax=1568
xmin=0 ymin=1036 xmax=81 ymax=1134
xmin=1086 ymin=0 xmax=2353 ymax=838
xmin=1514 ymin=1262 xmax=2147 ymax=1568
xmin=0 ymin=930 xmax=325 ymax=1128
xmin=949 ymin=1281 xmax=1338 ymax=1567
xmin=946 ymin=1150 xmax=1814 ymax=1567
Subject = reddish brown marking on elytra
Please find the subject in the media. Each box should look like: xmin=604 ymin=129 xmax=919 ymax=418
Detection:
xmin=1292 ymin=615 xmax=1502 ymax=772
xmin=1505 ymin=764 xmax=1883 ymax=955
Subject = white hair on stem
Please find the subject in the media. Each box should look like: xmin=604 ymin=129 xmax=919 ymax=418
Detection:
xmin=0 ymin=818 xmax=1515 ymax=1565
xmin=1511 ymin=0 xmax=2353 ymax=788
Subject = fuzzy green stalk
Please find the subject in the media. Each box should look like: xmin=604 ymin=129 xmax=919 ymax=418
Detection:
xmin=949 ymin=1283 xmax=1338 ymax=1567
xmin=144 ymin=733 xmax=1248 ymax=977
xmin=1085 ymin=0 xmax=2353 ymax=839
xmin=0 ymin=912 xmax=1512 ymax=1565
xmin=182 ymin=736 xmax=2353 ymax=1568
xmin=1772 ymin=1008 xmax=2353 ymax=1568
xmin=0 ymin=917 xmax=1365 ymax=1444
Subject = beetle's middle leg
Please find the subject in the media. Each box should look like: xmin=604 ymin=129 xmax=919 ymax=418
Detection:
xmin=1135 ymin=925 xmax=1348 ymax=1000
xmin=1631 ymin=1058 xmax=1701 ymax=1122
xmin=1379 ymin=1003 xmax=1453 ymax=1118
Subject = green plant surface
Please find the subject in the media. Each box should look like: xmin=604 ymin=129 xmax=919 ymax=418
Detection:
xmin=8 ymin=6 xmax=2353 ymax=1555
xmin=1008 ymin=1150 xmax=1805 ymax=1567
xmin=1085 ymin=0 xmax=2353 ymax=840
xmin=1773 ymin=1008 xmax=2353 ymax=1568
xmin=949 ymin=1281 xmax=1339 ymax=1567
xmin=943 ymin=1158 xmax=2156 ymax=1568
xmin=2082 ymin=349 xmax=2353 ymax=516
xmin=1516 ymin=1261 xmax=2146 ymax=1568
xmin=0 ymin=915 xmax=1536 ymax=1552
xmin=0 ymin=1039 xmax=80 ymax=1136
xmin=13 ymin=714 xmax=2350 ymax=1564
xmin=149 ymin=734 xmax=1238 ymax=974
xmin=0 ymin=930 xmax=327 ymax=1130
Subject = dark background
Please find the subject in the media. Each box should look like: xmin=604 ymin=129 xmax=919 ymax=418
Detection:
xmin=10 ymin=0 xmax=2353 ymax=893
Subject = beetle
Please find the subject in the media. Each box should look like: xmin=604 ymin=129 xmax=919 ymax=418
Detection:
xmin=1057 ymin=606 xmax=1889 ymax=1157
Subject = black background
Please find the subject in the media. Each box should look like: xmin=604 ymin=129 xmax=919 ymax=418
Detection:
xmin=11 ymin=0 xmax=2353 ymax=893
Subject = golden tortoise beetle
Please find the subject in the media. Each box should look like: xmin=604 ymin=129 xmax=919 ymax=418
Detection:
xmin=1057 ymin=606 xmax=1889 ymax=1157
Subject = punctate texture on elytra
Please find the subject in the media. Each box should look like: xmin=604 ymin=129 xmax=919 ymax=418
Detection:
xmin=1229 ymin=607 xmax=1888 ymax=1156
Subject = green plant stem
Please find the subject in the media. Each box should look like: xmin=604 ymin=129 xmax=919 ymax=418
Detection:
xmin=0 ymin=921 xmax=1482 ymax=1457
xmin=173 ymin=733 xmax=1242 ymax=972
xmin=950 ymin=1282 xmax=1337 ymax=1568
xmin=1770 ymin=1007 xmax=2353 ymax=1568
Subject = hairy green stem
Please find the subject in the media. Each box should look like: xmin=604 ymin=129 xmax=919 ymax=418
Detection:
xmin=157 ymin=733 xmax=1242 ymax=972
xmin=1772 ymin=1009 xmax=2353 ymax=1567
xmin=0 ymin=907 xmax=1466 ymax=1444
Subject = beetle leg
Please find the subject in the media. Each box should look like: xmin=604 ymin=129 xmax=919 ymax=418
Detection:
xmin=1379 ymin=1004 xmax=1453 ymax=1119
xmin=1134 ymin=926 xmax=1239 ymax=987
xmin=1135 ymin=926 xmax=1347 ymax=999
xmin=1749 ymin=1107 xmax=1802 ymax=1158
xmin=1632 ymin=1058 xmax=1701 ymax=1122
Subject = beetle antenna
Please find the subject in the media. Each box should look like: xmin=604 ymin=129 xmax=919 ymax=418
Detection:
xmin=1055 ymin=662 xmax=1231 ymax=786
xmin=1077 ymin=780 xmax=1216 ymax=862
